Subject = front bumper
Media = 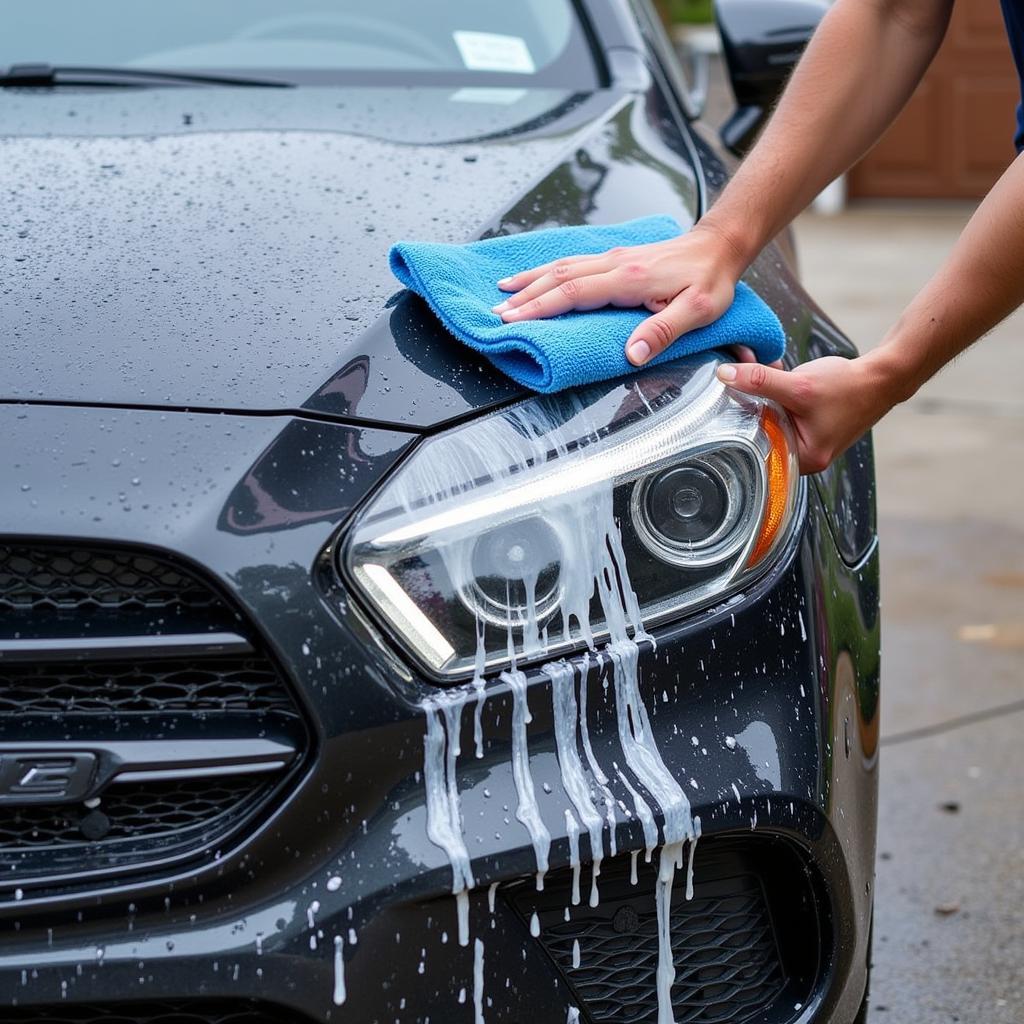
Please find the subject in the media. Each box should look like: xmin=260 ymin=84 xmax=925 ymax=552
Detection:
xmin=0 ymin=406 xmax=878 ymax=1024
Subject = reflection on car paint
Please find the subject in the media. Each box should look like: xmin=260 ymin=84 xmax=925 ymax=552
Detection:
xmin=734 ymin=720 xmax=783 ymax=790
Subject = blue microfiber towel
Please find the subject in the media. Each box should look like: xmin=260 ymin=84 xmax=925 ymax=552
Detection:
xmin=389 ymin=215 xmax=786 ymax=394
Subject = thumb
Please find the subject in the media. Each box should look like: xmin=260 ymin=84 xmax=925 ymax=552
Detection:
xmin=626 ymin=291 xmax=717 ymax=367
xmin=717 ymin=361 xmax=807 ymax=411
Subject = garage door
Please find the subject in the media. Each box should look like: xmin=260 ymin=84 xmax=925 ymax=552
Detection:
xmin=849 ymin=0 xmax=1019 ymax=199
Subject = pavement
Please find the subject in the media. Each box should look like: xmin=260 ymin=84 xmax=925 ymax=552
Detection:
xmin=794 ymin=205 xmax=1024 ymax=1023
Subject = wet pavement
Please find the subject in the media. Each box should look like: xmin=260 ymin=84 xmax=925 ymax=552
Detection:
xmin=795 ymin=205 xmax=1024 ymax=1023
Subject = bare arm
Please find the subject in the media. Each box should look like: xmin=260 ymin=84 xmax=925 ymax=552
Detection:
xmin=494 ymin=0 xmax=953 ymax=368
xmin=700 ymin=0 xmax=953 ymax=267
xmin=723 ymin=152 xmax=1024 ymax=471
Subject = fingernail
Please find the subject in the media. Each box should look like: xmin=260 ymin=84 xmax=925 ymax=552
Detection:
xmin=492 ymin=301 xmax=509 ymax=313
xmin=627 ymin=340 xmax=651 ymax=365
xmin=497 ymin=277 xmax=512 ymax=287
xmin=717 ymin=364 xmax=737 ymax=382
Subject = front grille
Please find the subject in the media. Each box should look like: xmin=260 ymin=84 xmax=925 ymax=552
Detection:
xmin=1 ymin=1000 xmax=315 ymax=1024
xmin=0 ymin=541 xmax=306 ymax=896
xmin=509 ymin=838 xmax=820 ymax=1024
xmin=0 ymin=656 xmax=294 ymax=715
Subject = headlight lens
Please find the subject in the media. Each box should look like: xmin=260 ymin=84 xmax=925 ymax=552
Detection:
xmin=343 ymin=354 xmax=800 ymax=678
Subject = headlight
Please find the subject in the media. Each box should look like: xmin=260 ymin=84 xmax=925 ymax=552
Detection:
xmin=343 ymin=354 xmax=800 ymax=679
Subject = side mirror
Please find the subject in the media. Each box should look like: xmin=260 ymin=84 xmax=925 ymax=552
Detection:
xmin=715 ymin=0 xmax=827 ymax=157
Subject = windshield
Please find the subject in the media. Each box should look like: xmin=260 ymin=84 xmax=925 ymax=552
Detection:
xmin=2 ymin=0 xmax=599 ymax=87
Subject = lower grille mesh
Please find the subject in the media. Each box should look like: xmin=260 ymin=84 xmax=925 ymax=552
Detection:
xmin=542 ymin=884 xmax=782 ymax=1023
xmin=1 ymin=1001 xmax=315 ymax=1024
xmin=509 ymin=841 xmax=802 ymax=1024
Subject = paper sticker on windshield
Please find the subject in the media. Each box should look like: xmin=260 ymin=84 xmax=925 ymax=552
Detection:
xmin=453 ymin=31 xmax=536 ymax=75
xmin=450 ymin=87 xmax=527 ymax=105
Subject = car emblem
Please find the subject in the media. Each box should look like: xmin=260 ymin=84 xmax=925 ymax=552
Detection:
xmin=0 ymin=752 xmax=96 ymax=805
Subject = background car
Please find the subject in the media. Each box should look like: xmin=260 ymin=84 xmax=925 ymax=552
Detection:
xmin=0 ymin=1 xmax=877 ymax=1022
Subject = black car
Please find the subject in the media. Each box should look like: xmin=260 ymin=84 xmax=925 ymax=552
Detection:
xmin=0 ymin=2 xmax=878 ymax=1023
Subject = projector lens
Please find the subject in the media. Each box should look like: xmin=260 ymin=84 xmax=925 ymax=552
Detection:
xmin=644 ymin=466 xmax=727 ymax=546
xmin=633 ymin=453 xmax=754 ymax=568
xmin=464 ymin=517 xmax=562 ymax=627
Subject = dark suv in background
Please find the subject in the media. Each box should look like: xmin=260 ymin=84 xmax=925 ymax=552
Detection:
xmin=0 ymin=1 xmax=877 ymax=1022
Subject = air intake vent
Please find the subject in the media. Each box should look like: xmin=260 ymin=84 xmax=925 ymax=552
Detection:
xmin=0 ymin=542 xmax=307 ymax=898
xmin=507 ymin=838 xmax=821 ymax=1024
xmin=1 ymin=1000 xmax=316 ymax=1024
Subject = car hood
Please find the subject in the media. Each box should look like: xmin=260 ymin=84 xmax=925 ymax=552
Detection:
xmin=1 ymin=85 xmax=700 ymax=429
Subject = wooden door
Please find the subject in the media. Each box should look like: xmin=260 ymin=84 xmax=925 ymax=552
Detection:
xmin=849 ymin=0 xmax=1019 ymax=198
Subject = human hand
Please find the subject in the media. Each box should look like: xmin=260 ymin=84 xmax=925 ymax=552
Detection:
xmin=717 ymin=353 xmax=902 ymax=474
xmin=492 ymin=224 xmax=747 ymax=366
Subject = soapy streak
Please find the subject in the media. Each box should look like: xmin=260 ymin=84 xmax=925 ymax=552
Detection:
xmin=504 ymin=667 xmax=551 ymax=891
xmin=422 ymin=694 xmax=474 ymax=947
xmin=415 ymin=400 xmax=697 ymax=1022
xmin=421 ymin=614 xmax=693 ymax=1019
xmin=332 ymin=934 xmax=346 ymax=1006
xmin=473 ymin=937 xmax=486 ymax=1024
xmin=548 ymin=659 xmax=607 ymax=906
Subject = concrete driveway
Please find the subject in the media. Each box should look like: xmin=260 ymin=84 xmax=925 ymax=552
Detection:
xmin=795 ymin=204 xmax=1024 ymax=1023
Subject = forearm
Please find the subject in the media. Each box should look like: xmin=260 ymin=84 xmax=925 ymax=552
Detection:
xmin=700 ymin=0 xmax=952 ymax=268
xmin=865 ymin=152 xmax=1024 ymax=400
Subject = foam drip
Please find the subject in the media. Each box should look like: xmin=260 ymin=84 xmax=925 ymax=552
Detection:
xmin=473 ymin=937 xmax=485 ymax=1024
xmin=547 ymin=658 xmax=607 ymax=907
xmin=422 ymin=693 xmax=474 ymax=947
xmin=332 ymin=934 xmax=346 ymax=1006
xmin=504 ymin=668 xmax=552 ymax=890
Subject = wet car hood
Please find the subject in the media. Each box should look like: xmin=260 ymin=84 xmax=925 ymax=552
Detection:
xmin=1 ymin=86 xmax=700 ymax=429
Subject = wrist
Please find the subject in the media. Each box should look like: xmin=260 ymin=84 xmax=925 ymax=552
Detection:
xmin=689 ymin=216 xmax=759 ymax=278
xmin=859 ymin=344 xmax=921 ymax=408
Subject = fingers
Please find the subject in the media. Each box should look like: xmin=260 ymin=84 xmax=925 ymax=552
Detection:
xmin=716 ymin=362 xmax=811 ymax=412
xmin=493 ymin=256 xmax=614 ymax=315
xmin=492 ymin=270 xmax=621 ymax=322
xmin=496 ymin=252 xmax=610 ymax=294
xmin=729 ymin=345 xmax=757 ymax=364
xmin=624 ymin=289 xmax=720 ymax=366
xmin=727 ymin=345 xmax=783 ymax=369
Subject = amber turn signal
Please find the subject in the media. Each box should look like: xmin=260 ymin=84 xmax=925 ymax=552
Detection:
xmin=747 ymin=406 xmax=793 ymax=568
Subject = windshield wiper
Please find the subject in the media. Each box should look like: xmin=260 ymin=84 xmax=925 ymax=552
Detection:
xmin=0 ymin=63 xmax=292 ymax=88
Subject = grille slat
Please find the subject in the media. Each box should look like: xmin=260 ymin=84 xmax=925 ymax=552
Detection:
xmin=0 ymin=632 xmax=253 ymax=662
xmin=0 ymin=542 xmax=305 ymax=894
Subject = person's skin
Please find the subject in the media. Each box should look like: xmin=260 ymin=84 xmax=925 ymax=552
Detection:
xmin=492 ymin=0 xmax=1024 ymax=474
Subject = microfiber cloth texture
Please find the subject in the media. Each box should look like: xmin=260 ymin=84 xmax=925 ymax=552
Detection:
xmin=388 ymin=214 xmax=786 ymax=394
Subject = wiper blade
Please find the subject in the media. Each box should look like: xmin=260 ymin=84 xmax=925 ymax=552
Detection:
xmin=0 ymin=63 xmax=292 ymax=88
